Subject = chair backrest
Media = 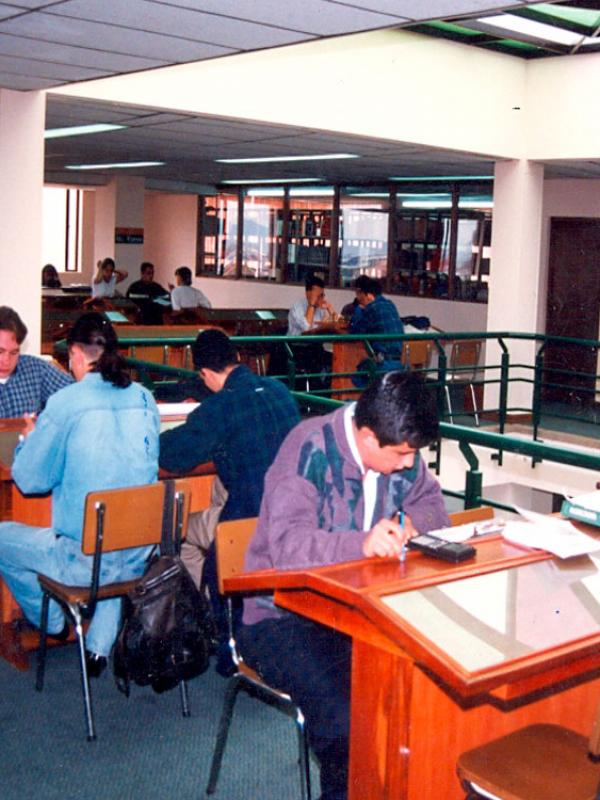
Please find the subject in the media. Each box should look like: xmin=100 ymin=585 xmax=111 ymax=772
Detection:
xmin=403 ymin=338 xmax=433 ymax=371
xmin=448 ymin=506 xmax=494 ymax=527
xmin=448 ymin=340 xmax=482 ymax=382
xmin=215 ymin=518 xmax=258 ymax=595
xmin=81 ymin=479 xmax=192 ymax=555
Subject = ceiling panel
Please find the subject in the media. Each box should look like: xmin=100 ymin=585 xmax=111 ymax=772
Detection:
xmin=0 ymin=1 xmax=590 ymax=185
xmin=148 ymin=0 xmax=409 ymax=35
xmin=45 ymin=0 xmax=317 ymax=48
xmin=353 ymin=0 xmax=529 ymax=18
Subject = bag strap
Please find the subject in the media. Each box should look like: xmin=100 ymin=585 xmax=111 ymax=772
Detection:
xmin=160 ymin=479 xmax=176 ymax=556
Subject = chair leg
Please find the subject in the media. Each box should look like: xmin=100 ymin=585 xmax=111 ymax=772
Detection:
xmin=179 ymin=679 xmax=191 ymax=718
xmin=35 ymin=591 xmax=50 ymax=692
xmin=469 ymin=383 xmax=480 ymax=427
xmin=294 ymin=707 xmax=312 ymax=800
xmin=206 ymin=674 xmax=245 ymax=795
xmin=73 ymin=610 xmax=96 ymax=742
xmin=445 ymin=385 xmax=454 ymax=423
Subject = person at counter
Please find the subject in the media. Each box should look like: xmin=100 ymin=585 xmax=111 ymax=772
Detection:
xmin=0 ymin=312 xmax=159 ymax=677
xmin=126 ymin=261 xmax=170 ymax=324
xmin=91 ymin=257 xmax=128 ymax=299
xmin=0 ymin=306 xmax=72 ymax=418
xmin=159 ymin=329 xmax=300 ymax=674
xmin=41 ymin=264 xmax=61 ymax=289
xmin=238 ymin=371 xmax=449 ymax=800
xmin=287 ymin=275 xmax=339 ymax=390
xmin=169 ymin=266 xmax=211 ymax=311
xmin=287 ymin=275 xmax=338 ymax=336
xmin=349 ymin=275 xmax=405 ymax=384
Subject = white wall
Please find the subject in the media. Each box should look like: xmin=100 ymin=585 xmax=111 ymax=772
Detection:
xmin=143 ymin=192 xmax=198 ymax=288
xmin=52 ymin=29 xmax=526 ymax=159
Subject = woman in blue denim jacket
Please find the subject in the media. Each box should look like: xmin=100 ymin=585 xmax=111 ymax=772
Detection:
xmin=0 ymin=313 xmax=159 ymax=676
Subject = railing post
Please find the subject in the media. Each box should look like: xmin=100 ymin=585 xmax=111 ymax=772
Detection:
xmin=431 ymin=339 xmax=447 ymax=474
xmin=532 ymin=341 xmax=546 ymax=444
xmin=492 ymin=339 xmax=510 ymax=467
xmin=459 ymin=441 xmax=482 ymax=509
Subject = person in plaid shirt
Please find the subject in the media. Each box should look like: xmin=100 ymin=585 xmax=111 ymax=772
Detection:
xmin=0 ymin=306 xmax=72 ymax=418
xmin=159 ymin=328 xmax=300 ymax=674
xmin=349 ymin=275 xmax=405 ymax=385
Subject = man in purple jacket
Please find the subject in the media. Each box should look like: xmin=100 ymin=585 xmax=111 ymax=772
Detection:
xmin=239 ymin=371 xmax=449 ymax=800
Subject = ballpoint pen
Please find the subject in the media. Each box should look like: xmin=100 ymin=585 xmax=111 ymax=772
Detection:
xmin=399 ymin=509 xmax=406 ymax=562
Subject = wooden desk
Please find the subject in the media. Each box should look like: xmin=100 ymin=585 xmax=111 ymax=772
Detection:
xmin=0 ymin=421 xmax=215 ymax=670
xmin=331 ymin=340 xmax=368 ymax=399
xmin=226 ymin=537 xmax=600 ymax=800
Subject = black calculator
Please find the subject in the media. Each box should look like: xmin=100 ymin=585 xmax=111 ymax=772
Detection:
xmin=407 ymin=534 xmax=476 ymax=563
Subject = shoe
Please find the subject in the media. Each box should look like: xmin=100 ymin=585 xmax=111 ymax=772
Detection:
xmin=85 ymin=650 xmax=107 ymax=679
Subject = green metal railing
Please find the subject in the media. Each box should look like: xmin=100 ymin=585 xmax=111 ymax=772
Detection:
xmin=117 ymin=328 xmax=600 ymax=438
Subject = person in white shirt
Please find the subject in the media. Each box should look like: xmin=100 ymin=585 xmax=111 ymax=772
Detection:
xmin=170 ymin=266 xmax=212 ymax=311
xmin=91 ymin=258 xmax=128 ymax=299
xmin=287 ymin=275 xmax=337 ymax=337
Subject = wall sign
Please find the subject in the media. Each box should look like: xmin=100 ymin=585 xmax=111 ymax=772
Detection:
xmin=115 ymin=227 xmax=144 ymax=244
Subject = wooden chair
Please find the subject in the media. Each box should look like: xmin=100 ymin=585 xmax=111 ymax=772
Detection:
xmin=35 ymin=479 xmax=191 ymax=742
xmin=448 ymin=506 xmax=494 ymax=527
xmin=206 ymin=518 xmax=312 ymax=800
xmin=456 ymin=704 xmax=600 ymax=800
xmin=402 ymin=338 xmax=434 ymax=374
xmin=445 ymin=340 xmax=483 ymax=426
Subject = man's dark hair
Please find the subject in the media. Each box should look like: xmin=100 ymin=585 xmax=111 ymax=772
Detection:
xmin=0 ymin=306 xmax=27 ymax=344
xmin=140 ymin=261 xmax=154 ymax=274
xmin=354 ymin=275 xmax=382 ymax=296
xmin=192 ymin=329 xmax=238 ymax=372
xmin=355 ymin=371 xmax=439 ymax=448
xmin=305 ymin=275 xmax=325 ymax=291
xmin=175 ymin=266 xmax=192 ymax=286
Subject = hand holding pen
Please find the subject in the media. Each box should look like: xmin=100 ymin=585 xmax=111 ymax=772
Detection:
xmin=362 ymin=511 xmax=414 ymax=559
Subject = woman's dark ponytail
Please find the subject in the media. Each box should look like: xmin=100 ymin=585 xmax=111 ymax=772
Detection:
xmin=67 ymin=312 xmax=131 ymax=388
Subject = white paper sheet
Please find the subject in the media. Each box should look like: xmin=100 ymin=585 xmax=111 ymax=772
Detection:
xmin=501 ymin=506 xmax=600 ymax=559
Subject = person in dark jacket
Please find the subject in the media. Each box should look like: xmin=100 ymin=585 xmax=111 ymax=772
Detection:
xmin=159 ymin=329 xmax=300 ymax=674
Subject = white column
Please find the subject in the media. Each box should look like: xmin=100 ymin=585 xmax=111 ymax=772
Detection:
xmin=485 ymin=159 xmax=544 ymax=412
xmin=90 ymin=176 xmax=144 ymax=292
xmin=0 ymin=90 xmax=45 ymax=352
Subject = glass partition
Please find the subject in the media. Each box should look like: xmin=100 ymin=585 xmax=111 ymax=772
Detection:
xmin=339 ymin=187 xmax=389 ymax=288
xmin=201 ymin=180 xmax=493 ymax=302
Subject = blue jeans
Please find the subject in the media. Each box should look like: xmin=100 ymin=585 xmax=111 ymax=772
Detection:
xmin=0 ymin=522 xmax=150 ymax=657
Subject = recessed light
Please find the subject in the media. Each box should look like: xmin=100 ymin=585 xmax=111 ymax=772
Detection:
xmin=390 ymin=175 xmax=494 ymax=181
xmin=221 ymin=177 xmax=320 ymax=185
xmin=216 ymin=153 xmax=358 ymax=164
xmin=478 ymin=14 xmax=585 ymax=46
xmin=45 ymin=123 xmax=126 ymax=139
xmin=65 ymin=161 xmax=164 ymax=170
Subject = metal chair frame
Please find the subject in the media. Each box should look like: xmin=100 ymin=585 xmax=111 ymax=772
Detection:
xmin=206 ymin=518 xmax=311 ymax=800
xmin=35 ymin=480 xmax=191 ymax=742
xmin=445 ymin=340 xmax=483 ymax=426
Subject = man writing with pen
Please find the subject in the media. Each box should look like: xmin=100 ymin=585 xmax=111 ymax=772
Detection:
xmin=237 ymin=371 xmax=449 ymax=800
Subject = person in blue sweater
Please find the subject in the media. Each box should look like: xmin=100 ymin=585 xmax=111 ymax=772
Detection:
xmin=0 ymin=313 xmax=159 ymax=677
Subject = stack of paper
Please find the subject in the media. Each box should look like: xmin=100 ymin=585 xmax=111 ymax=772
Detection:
xmin=501 ymin=506 xmax=600 ymax=559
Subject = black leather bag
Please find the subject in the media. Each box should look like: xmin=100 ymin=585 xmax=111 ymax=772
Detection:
xmin=113 ymin=481 xmax=212 ymax=695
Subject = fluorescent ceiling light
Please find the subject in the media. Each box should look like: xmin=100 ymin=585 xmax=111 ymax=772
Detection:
xmin=402 ymin=199 xmax=493 ymax=209
xmin=247 ymin=186 xmax=334 ymax=197
xmin=45 ymin=123 xmax=126 ymax=139
xmin=390 ymin=175 xmax=493 ymax=181
xmin=65 ymin=161 xmax=164 ymax=170
xmin=222 ymin=177 xmax=320 ymax=185
xmin=346 ymin=192 xmax=388 ymax=197
xmin=479 ymin=14 xmax=588 ymax=46
xmin=217 ymin=153 xmax=358 ymax=164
